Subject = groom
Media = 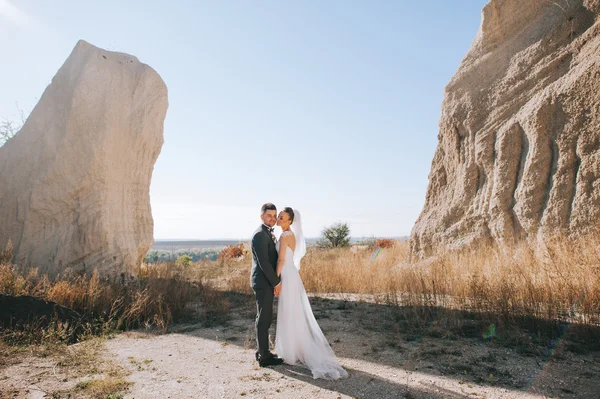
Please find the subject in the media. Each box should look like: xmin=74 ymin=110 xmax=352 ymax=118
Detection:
xmin=250 ymin=203 xmax=284 ymax=367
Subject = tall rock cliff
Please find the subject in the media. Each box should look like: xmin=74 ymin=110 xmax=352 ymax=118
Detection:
xmin=0 ymin=40 xmax=168 ymax=277
xmin=411 ymin=0 xmax=600 ymax=256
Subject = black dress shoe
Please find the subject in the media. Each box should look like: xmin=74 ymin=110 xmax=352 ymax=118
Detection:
xmin=258 ymin=354 xmax=284 ymax=367
xmin=256 ymin=352 xmax=281 ymax=361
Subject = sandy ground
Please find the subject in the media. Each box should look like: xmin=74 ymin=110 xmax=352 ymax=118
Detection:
xmin=106 ymin=294 xmax=600 ymax=399
xmin=106 ymin=330 xmax=545 ymax=399
xmin=2 ymin=293 xmax=599 ymax=398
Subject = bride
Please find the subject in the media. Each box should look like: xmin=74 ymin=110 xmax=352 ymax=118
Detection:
xmin=273 ymin=207 xmax=348 ymax=380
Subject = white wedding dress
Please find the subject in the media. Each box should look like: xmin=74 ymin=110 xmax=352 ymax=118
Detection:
xmin=274 ymin=211 xmax=348 ymax=380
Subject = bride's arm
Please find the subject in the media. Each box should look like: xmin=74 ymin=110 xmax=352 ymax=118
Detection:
xmin=276 ymin=235 xmax=292 ymax=276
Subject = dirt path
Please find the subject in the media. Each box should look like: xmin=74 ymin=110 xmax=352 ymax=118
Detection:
xmin=106 ymin=330 xmax=539 ymax=399
xmin=103 ymin=294 xmax=599 ymax=399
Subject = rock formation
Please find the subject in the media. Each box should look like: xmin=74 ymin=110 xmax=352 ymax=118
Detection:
xmin=0 ymin=40 xmax=168 ymax=277
xmin=410 ymin=0 xmax=600 ymax=257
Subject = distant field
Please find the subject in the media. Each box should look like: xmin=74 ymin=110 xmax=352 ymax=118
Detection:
xmin=152 ymin=240 xmax=243 ymax=251
xmin=152 ymin=237 xmax=407 ymax=252
xmin=152 ymin=239 xmax=319 ymax=251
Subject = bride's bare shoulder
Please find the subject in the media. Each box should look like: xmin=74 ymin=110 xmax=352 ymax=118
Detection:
xmin=279 ymin=231 xmax=296 ymax=248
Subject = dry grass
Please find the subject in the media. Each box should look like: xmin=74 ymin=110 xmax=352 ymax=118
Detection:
xmin=300 ymin=243 xmax=408 ymax=294
xmin=215 ymin=235 xmax=600 ymax=331
xmin=393 ymin=237 xmax=600 ymax=326
xmin=0 ymin=260 xmax=230 ymax=347
xmin=56 ymin=338 xmax=132 ymax=398
xmin=3 ymin=233 xmax=599 ymax=345
xmin=74 ymin=376 xmax=131 ymax=398
xmin=218 ymin=243 xmax=247 ymax=263
xmin=0 ymin=336 xmax=132 ymax=399
xmin=0 ymin=258 xmax=232 ymax=397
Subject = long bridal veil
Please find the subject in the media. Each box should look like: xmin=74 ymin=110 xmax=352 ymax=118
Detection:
xmin=291 ymin=209 xmax=306 ymax=269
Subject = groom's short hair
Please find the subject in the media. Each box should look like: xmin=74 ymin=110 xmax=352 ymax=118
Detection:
xmin=261 ymin=203 xmax=277 ymax=214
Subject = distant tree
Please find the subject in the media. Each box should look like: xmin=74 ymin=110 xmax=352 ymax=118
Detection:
xmin=1 ymin=106 xmax=26 ymax=147
xmin=144 ymin=250 xmax=159 ymax=263
xmin=318 ymin=222 xmax=351 ymax=248
xmin=176 ymin=254 xmax=193 ymax=267
xmin=0 ymin=119 xmax=19 ymax=147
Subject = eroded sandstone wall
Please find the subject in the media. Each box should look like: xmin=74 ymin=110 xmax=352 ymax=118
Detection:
xmin=410 ymin=0 xmax=600 ymax=256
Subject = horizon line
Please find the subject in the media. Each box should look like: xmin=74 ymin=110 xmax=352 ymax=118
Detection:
xmin=154 ymin=236 xmax=410 ymax=241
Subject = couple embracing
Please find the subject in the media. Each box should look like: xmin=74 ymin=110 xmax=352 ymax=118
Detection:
xmin=250 ymin=203 xmax=348 ymax=380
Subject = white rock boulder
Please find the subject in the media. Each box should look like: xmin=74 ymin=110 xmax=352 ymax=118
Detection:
xmin=0 ymin=40 xmax=168 ymax=277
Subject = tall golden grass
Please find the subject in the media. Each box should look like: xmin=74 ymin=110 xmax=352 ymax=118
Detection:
xmin=0 ymin=259 xmax=228 ymax=343
xmin=298 ymin=236 xmax=600 ymax=326
xmin=299 ymin=243 xmax=407 ymax=294
xmin=217 ymin=236 xmax=600 ymax=327
xmin=2 ymin=233 xmax=599 ymax=345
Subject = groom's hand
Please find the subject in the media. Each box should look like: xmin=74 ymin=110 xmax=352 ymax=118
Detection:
xmin=274 ymin=283 xmax=282 ymax=297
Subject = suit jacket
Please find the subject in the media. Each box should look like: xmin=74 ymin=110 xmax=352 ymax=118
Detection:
xmin=250 ymin=225 xmax=280 ymax=290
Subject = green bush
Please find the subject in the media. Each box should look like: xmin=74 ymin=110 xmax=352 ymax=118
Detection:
xmin=318 ymin=222 xmax=351 ymax=248
xmin=176 ymin=255 xmax=193 ymax=267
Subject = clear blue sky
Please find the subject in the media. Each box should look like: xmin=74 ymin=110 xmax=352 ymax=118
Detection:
xmin=1 ymin=0 xmax=487 ymax=239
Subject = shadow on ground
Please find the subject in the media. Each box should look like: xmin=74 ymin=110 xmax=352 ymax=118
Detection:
xmin=274 ymin=363 xmax=471 ymax=399
xmin=173 ymin=291 xmax=600 ymax=399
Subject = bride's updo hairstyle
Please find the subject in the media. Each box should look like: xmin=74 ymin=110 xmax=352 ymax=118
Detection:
xmin=283 ymin=207 xmax=295 ymax=224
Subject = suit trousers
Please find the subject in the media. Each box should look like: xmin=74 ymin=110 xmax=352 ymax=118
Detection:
xmin=254 ymin=287 xmax=274 ymax=357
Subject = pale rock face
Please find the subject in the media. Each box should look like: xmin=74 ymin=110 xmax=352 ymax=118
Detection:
xmin=0 ymin=40 xmax=168 ymax=277
xmin=410 ymin=0 xmax=600 ymax=257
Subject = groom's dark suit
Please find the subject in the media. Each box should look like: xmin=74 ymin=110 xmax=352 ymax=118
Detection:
xmin=251 ymin=224 xmax=280 ymax=359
